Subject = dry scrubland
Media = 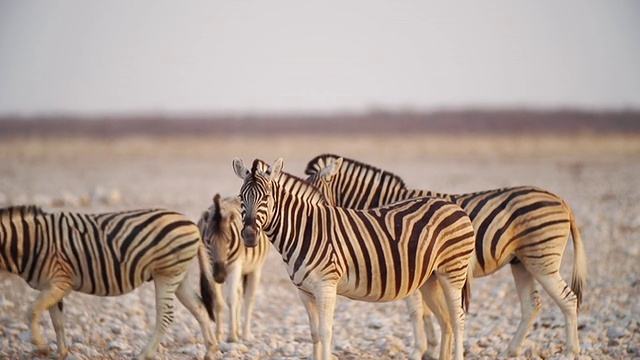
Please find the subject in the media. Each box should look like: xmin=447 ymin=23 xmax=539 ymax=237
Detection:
xmin=1 ymin=133 xmax=639 ymax=359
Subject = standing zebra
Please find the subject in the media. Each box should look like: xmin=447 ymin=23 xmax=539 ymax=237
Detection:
xmin=197 ymin=193 xmax=269 ymax=343
xmin=0 ymin=205 xmax=219 ymax=360
xmin=233 ymin=158 xmax=476 ymax=360
xmin=305 ymin=153 xmax=587 ymax=358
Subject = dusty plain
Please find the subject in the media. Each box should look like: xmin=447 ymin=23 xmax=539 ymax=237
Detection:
xmin=0 ymin=133 xmax=639 ymax=359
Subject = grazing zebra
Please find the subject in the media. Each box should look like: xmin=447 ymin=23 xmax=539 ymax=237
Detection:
xmin=233 ymin=158 xmax=476 ymax=360
xmin=197 ymin=193 xmax=269 ymax=343
xmin=305 ymin=153 xmax=587 ymax=358
xmin=0 ymin=205 xmax=219 ymax=360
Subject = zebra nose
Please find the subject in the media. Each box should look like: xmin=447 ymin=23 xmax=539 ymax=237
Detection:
xmin=213 ymin=262 xmax=227 ymax=283
xmin=241 ymin=225 xmax=258 ymax=247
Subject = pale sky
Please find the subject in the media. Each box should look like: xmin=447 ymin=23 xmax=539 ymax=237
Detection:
xmin=1 ymin=1 xmax=639 ymax=116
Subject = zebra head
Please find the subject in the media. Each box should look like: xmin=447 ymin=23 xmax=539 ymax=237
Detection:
xmin=199 ymin=194 xmax=232 ymax=283
xmin=304 ymin=154 xmax=344 ymax=206
xmin=233 ymin=157 xmax=283 ymax=247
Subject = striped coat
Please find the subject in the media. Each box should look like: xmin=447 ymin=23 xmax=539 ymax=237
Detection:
xmin=198 ymin=193 xmax=269 ymax=343
xmin=0 ymin=205 xmax=218 ymax=360
xmin=305 ymin=153 xmax=587 ymax=358
xmin=234 ymin=158 xmax=476 ymax=360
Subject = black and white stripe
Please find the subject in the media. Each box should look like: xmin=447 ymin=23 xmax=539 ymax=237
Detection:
xmin=233 ymin=158 xmax=475 ymax=360
xmin=0 ymin=205 xmax=219 ymax=360
xmin=305 ymin=153 xmax=587 ymax=358
xmin=198 ymin=193 xmax=269 ymax=343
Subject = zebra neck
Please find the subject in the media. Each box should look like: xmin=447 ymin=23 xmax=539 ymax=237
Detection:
xmin=263 ymin=187 xmax=317 ymax=262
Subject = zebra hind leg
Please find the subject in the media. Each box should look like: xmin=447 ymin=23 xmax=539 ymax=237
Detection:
xmin=436 ymin=273 xmax=467 ymax=360
xmin=422 ymin=300 xmax=439 ymax=358
xmin=404 ymin=292 xmax=427 ymax=360
xmin=49 ymin=300 xmax=69 ymax=358
xmin=28 ymin=285 xmax=70 ymax=356
xmin=507 ymin=262 xmax=541 ymax=356
xmin=175 ymin=276 xmax=218 ymax=360
xmin=420 ymin=276 xmax=452 ymax=360
xmin=138 ymin=275 xmax=183 ymax=360
xmin=532 ymin=269 xmax=581 ymax=358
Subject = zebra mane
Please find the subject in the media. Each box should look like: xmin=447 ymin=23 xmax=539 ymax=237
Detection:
xmin=212 ymin=194 xmax=223 ymax=233
xmin=0 ymin=204 xmax=46 ymax=219
xmin=254 ymin=159 xmax=327 ymax=204
xmin=305 ymin=153 xmax=408 ymax=189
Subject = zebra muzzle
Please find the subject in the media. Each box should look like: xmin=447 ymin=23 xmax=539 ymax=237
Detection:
xmin=213 ymin=262 xmax=227 ymax=283
xmin=241 ymin=225 xmax=259 ymax=247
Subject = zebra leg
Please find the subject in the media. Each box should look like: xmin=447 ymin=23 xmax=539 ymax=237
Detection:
xmin=225 ymin=264 xmax=243 ymax=342
xmin=49 ymin=300 xmax=69 ymax=358
xmin=175 ymin=277 xmax=218 ymax=360
xmin=138 ymin=275 xmax=183 ymax=360
xmin=437 ymin=275 xmax=466 ymax=360
xmin=212 ymin=281 xmax=225 ymax=344
xmin=420 ymin=277 xmax=452 ymax=360
xmin=422 ymin=298 xmax=439 ymax=357
xmin=315 ymin=285 xmax=337 ymax=360
xmin=404 ymin=292 xmax=428 ymax=360
xmin=28 ymin=285 xmax=69 ymax=356
xmin=507 ymin=262 xmax=541 ymax=356
xmin=532 ymin=269 xmax=581 ymax=358
xmin=298 ymin=289 xmax=321 ymax=360
xmin=241 ymin=268 xmax=263 ymax=341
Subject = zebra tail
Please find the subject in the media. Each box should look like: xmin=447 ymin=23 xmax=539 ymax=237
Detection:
xmin=462 ymin=270 xmax=472 ymax=314
xmin=198 ymin=242 xmax=217 ymax=321
xmin=568 ymin=203 xmax=587 ymax=311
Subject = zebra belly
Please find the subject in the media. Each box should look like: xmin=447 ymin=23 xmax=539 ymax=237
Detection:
xmin=335 ymin=275 xmax=419 ymax=303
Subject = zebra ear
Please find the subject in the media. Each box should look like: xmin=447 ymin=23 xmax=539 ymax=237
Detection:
xmin=320 ymin=157 xmax=343 ymax=180
xmin=268 ymin=158 xmax=283 ymax=180
xmin=233 ymin=158 xmax=250 ymax=180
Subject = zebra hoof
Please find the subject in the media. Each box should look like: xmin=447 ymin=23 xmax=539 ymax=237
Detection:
xmin=422 ymin=349 xmax=438 ymax=360
xmin=34 ymin=343 xmax=51 ymax=356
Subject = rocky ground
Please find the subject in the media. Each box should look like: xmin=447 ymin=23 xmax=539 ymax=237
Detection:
xmin=0 ymin=133 xmax=639 ymax=359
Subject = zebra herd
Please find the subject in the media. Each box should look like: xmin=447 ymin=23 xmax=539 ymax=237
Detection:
xmin=0 ymin=153 xmax=586 ymax=360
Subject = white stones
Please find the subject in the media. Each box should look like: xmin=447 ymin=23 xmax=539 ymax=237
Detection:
xmin=0 ymin=294 xmax=15 ymax=308
xmin=3 ymin=187 xmax=123 ymax=208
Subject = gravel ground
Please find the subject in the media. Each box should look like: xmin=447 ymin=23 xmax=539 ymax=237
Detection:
xmin=0 ymin=134 xmax=639 ymax=359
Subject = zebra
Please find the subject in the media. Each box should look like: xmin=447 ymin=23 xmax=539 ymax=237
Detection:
xmin=233 ymin=158 xmax=476 ymax=360
xmin=0 ymin=205 xmax=219 ymax=360
xmin=304 ymin=153 xmax=587 ymax=358
xmin=197 ymin=193 xmax=269 ymax=343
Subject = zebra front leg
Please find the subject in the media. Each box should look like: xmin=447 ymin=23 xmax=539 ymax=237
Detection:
xmin=298 ymin=289 xmax=321 ymax=360
xmin=175 ymin=277 xmax=218 ymax=360
xmin=404 ymin=292 xmax=428 ymax=360
xmin=315 ymin=285 xmax=337 ymax=360
xmin=139 ymin=275 xmax=183 ymax=360
xmin=49 ymin=300 xmax=69 ymax=359
xmin=242 ymin=269 xmax=263 ymax=341
xmin=28 ymin=285 xmax=69 ymax=356
xmin=507 ymin=262 xmax=541 ymax=356
xmin=225 ymin=264 xmax=243 ymax=342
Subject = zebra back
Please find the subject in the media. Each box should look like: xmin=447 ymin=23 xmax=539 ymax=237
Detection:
xmin=305 ymin=153 xmax=449 ymax=209
xmin=1 ymin=205 xmax=202 ymax=296
xmin=305 ymin=153 xmax=585 ymax=304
